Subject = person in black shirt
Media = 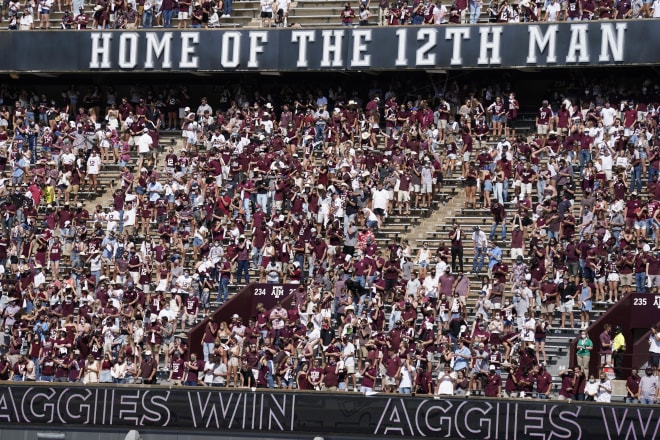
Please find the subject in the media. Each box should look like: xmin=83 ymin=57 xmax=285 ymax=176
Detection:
xmin=449 ymin=222 xmax=464 ymax=273
xmin=558 ymin=278 xmax=578 ymax=328
xmin=240 ymin=360 xmax=257 ymax=388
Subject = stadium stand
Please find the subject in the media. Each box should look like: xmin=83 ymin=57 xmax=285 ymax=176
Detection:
xmin=3 ymin=0 xmax=657 ymax=30
xmin=0 ymin=71 xmax=658 ymax=404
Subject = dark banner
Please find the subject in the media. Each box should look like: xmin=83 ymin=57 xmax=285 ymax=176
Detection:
xmin=1 ymin=21 xmax=659 ymax=73
xmin=0 ymin=385 xmax=658 ymax=439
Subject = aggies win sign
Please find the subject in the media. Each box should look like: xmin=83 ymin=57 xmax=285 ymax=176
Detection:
xmin=0 ymin=385 xmax=658 ymax=439
xmin=0 ymin=21 xmax=659 ymax=73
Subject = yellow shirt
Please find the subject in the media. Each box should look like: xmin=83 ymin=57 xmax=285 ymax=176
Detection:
xmin=613 ymin=333 xmax=626 ymax=352
xmin=43 ymin=186 xmax=55 ymax=205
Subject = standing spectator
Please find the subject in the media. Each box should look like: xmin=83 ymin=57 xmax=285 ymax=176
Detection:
xmin=558 ymin=278 xmax=577 ymax=329
xmin=599 ymin=324 xmax=614 ymax=370
xmin=483 ymin=365 xmax=502 ymax=397
xmin=341 ymin=2 xmax=355 ymax=25
xmin=178 ymin=0 xmax=191 ymax=28
xmin=142 ymin=0 xmax=154 ymax=27
xmin=639 ymin=367 xmax=659 ymax=404
xmin=625 ymin=368 xmax=642 ymax=403
xmin=358 ymin=3 xmax=371 ymax=24
xmin=471 ymin=226 xmax=487 ymax=275
xmin=449 ymin=222 xmax=464 ymax=273
xmin=595 ymin=371 xmax=612 ymax=403
xmin=322 ymin=354 xmax=340 ymax=391
xmin=137 ymin=350 xmax=158 ymax=384
xmin=74 ymin=6 xmax=88 ymax=28
xmin=19 ymin=9 xmax=34 ymax=29
xmin=168 ymin=352 xmax=186 ymax=385
xmin=534 ymin=363 xmax=553 ymax=399
xmin=544 ymin=0 xmax=561 ymax=20
xmin=612 ymin=325 xmax=626 ymax=379
xmin=202 ymin=319 xmax=218 ymax=363
xmin=275 ymin=0 xmax=290 ymax=26
xmin=38 ymin=0 xmax=54 ymax=29
xmin=161 ymin=0 xmax=175 ymax=27
xmin=125 ymin=3 xmax=138 ymax=28
xmin=184 ymin=353 xmax=204 ymax=386
xmin=649 ymin=324 xmax=660 ymax=369
xmin=260 ymin=0 xmax=274 ymax=27
xmin=576 ymin=330 xmax=593 ymax=375
xmin=489 ymin=201 xmax=507 ymax=242
xmin=359 ymin=360 xmax=377 ymax=393
xmin=535 ymin=100 xmax=553 ymax=149
xmin=578 ymin=279 xmax=592 ymax=329
xmin=452 ymin=340 xmax=471 ymax=374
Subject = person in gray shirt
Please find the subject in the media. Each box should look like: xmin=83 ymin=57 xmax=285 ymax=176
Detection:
xmin=639 ymin=367 xmax=659 ymax=404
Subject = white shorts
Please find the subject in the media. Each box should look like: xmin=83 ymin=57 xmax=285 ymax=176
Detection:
xmin=537 ymin=124 xmax=549 ymax=135
xmin=179 ymin=11 xmax=189 ymax=19
xmin=421 ymin=182 xmax=432 ymax=194
xmin=463 ymin=152 xmax=471 ymax=163
xmin=559 ymin=300 xmax=573 ymax=313
xmin=607 ymin=273 xmax=619 ymax=282
xmin=412 ymin=184 xmax=420 ymax=193
xmin=397 ymin=191 xmax=410 ymax=202
xmin=511 ymin=248 xmax=523 ymax=260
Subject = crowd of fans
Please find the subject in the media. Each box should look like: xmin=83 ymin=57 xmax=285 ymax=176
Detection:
xmin=3 ymin=0 xmax=659 ymax=30
xmin=0 ymin=76 xmax=658 ymax=402
xmin=2 ymin=0 xmax=293 ymax=30
xmin=376 ymin=0 xmax=660 ymax=26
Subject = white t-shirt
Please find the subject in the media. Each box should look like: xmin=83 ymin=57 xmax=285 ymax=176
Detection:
xmin=371 ymin=188 xmax=390 ymax=210
xmin=436 ymin=373 xmax=455 ymax=395
xmin=595 ymin=379 xmax=612 ymax=403
xmin=546 ymin=2 xmax=560 ymax=20
xmin=212 ymin=363 xmax=227 ymax=385
xmin=649 ymin=333 xmax=660 ymax=354
xmin=123 ymin=205 xmax=137 ymax=227
xmin=87 ymin=155 xmax=101 ymax=175
xmin=19 ymin=14 xmax=33 ymax=30
xmin=342 ymin=342 xmax=356 ymax=367
xmin=136 ymin=133 xmax=153 ymax=154
xmin=399 ymin=364 xmax=414 ymax=389
xmin=600 ymin=107 xmax=617 ymax=127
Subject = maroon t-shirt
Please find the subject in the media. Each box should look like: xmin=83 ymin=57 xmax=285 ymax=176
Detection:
xmin=323 ymin=363 xmax=339 ymax=387
xmin=484 ymin=372 xmax=502 ymax=397
xmin=170 ymin=358 xmax=186 ymax=380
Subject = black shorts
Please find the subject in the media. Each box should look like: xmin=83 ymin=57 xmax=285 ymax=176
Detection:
xmin=373 ymin=208 xmax=385 ymax=216
xmin=261 ymin=11 xmax=272 ymax=18
xmin=464 ymin=180 xmax=477 ymax=188
xmin=649 ymin=353 xmax=660 ymax=368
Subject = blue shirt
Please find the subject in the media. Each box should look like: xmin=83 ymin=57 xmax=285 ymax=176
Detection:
xmin=488 ymin=246 xmax=502 ymax=269
xmin=453 ymin=345 xmax=472 ymax=371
